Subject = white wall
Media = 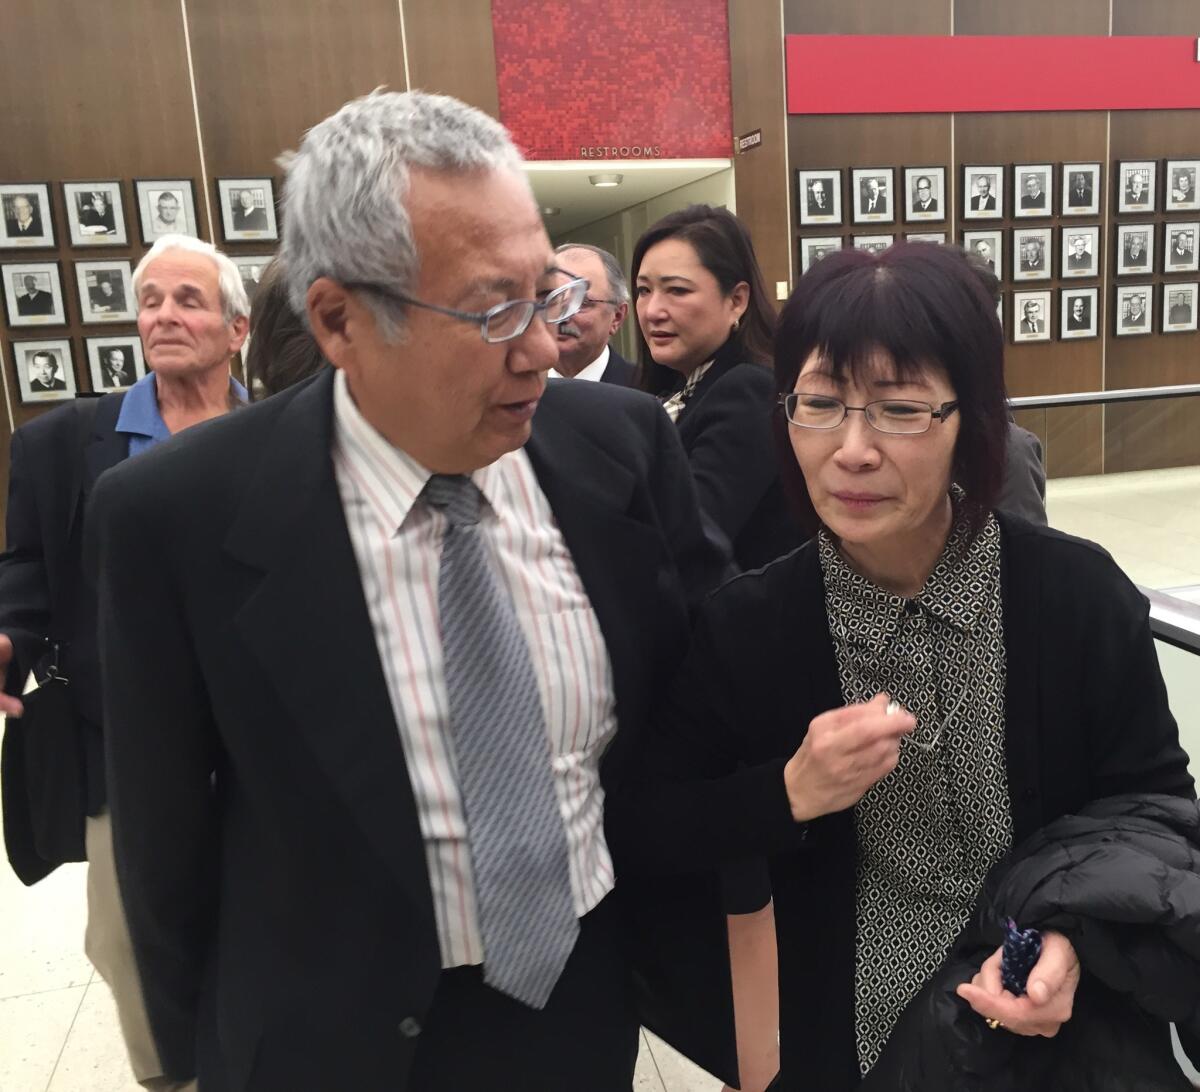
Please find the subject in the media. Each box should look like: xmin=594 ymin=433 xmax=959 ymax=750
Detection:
xmin=1156 ymin=640 xmax=1200 ymax=783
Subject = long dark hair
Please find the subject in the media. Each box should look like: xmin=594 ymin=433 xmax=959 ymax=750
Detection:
xmin=630 ymin=204 xmax=775 ymax=395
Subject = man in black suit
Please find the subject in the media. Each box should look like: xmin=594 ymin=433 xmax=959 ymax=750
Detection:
xmin=1067 ymin=171 xmax=1093 ymax=208
xmin=1168 ymin=292 xmax=1194 ymax=325
xmin=1125 ymin=173 xmax=1150 ymax=206
xmin=911 ymin=176 xmax=938 ymax=214
xmin=1020 ymin=300 xmax=1044 ymax=335
xmin=88 ymin=275 xmax=125 ymax=313
xmin=1019 ymin=240 xmax=1045 ymax=273
xmin=1067 ymin=235 xmax=1092 ymax=271
xmin=101 ymin=347 xmax=135 ymax=388
xmin=1020 ymin=173 xmax=1046 ymax=210
xmin=15 ymin=274 xmax=54 ymax=316
xmin=5 ymin=194 xmax=43 ymax=238
xmin=861 ymin=176 xmax=884 ymax=215
xmin=1169 ymin=230 xmax=1194 ymax=267
xmin=27 ymin=351 xmax=67 ymax=392
xmin=806 ymin=178 xmax=832 ymax=216
xmin=1066 ymin=296 xmax=1090 ymax=331
xmin=0 ymin=234 xmax=250 ymax=1092
xmin=1123 ymin=232 xmax=1149 ymax=269
xmin=231 ymin=188 xmax=268 ymax=232
xmin=970 ymin=175 xmax=996 ymax=211
xmin=1126 ymin=297 xmax=1147 ymax=327
xmin=79 ymin=192 xmax=117 ymax=235
xmin=551 ymin=243 xmax=633 ymax=385
xmin=92 ymin=90 xmax=734 ymax=1092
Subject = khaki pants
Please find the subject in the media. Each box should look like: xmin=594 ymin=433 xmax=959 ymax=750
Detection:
xmin=85 ymin=809 xmax=198 ymax=1092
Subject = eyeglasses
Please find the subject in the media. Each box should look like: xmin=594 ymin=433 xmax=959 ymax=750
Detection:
xmin=779 ymin=393 xmax=960 ymax=435
xmin=342 ymin=277 xmax=589 ymax=344
xmin=577 ymin=296 xmax=620 ymax=312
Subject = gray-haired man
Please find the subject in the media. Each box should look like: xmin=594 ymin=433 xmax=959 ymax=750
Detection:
xmin=550 ymin=243 xmax=634 ymax=384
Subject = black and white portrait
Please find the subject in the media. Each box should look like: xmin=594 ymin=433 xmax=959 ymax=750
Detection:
xmin=3 ymin=261 xmax=66 ymax=327
xmin=218 ymin=177 xmax=279 ymax=241
xmin=796 ymin=170 xmax=843 ymax=227
xmin=1164 ymin=223 xmax=1199 ymax=273
xmin=63 ymin=180 xmax=128 ymax=247
xmin=1061 ymin=163 xmax=1100 ymax=217
xmin=1013 ymin=228 xmax=1052 ymax=282
xmin=904 ymin=167 xmax=945 ymax=223
xmin=1060 ymin=287 xmax=1098 ymax=340
xmin=1014 ymin=164 xmax=1053 ymax=219
xmin=1115 ymin=284 xmax=1152 ymax=336
xmin=905 ymin=232 xmax=946 ymax=245
xmin=1116 ymin=224 xmax=1154 ymax=277
xmin=1061 ymin=226 xmax=1099 ymax=279
xmin=13 ymin=339 xmax=76 ymax=403
xmin=86 ymin=335 xmax=147 ymax=391
xmin=233 ymin=254 xmax=274 ymax=305
xmin=1163 ymin=284 xmax=1198 ymax=333
xmin=851 ymin=168 xmax=893 ymax=225
xmin=0 ymin=183 xmax=55 ymax=249
xmin=962 ymin=230 xmax=1002 ymax=275
xmin=135 ymin=179 xmax=199 ymax=243
xmin=852 ymin=234 xmax=893 ymax=255
xmin=799 ymin=236 xmax=842 ymax=274
xmin=1117 ymin=161 xmax=1156 ymax=214
xmin=1166 ymin=160 xmax=1200 ymax=213
xmin=76 ymin=260 xmax=136 ymax=323
xmin=963 ymin=166 xmax=1003 ymax=220
xmin=1012 ymin=290 xmax=1051 ymax=343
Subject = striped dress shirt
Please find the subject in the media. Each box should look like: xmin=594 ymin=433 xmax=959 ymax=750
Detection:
xmin=330 ymin=371 xmax=617 ymax=968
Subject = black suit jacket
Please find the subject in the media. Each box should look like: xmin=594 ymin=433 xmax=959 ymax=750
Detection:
xmin=17 ymin=291 xmax=54 ymax=316
xmin=6 ymin=211 xmax=43 ymax=237
xmin=600 ymin=347 xmax=635 ymax=387
xmin=232 ymin=206 xmax=268 ymax=231
xmin=970 ymin=193 xmax=996 ymax=211
xmin=1068 ymin=185 xmax=1093 ymax=206
xmin=91 ymin=370 xmax=735 ymax=1090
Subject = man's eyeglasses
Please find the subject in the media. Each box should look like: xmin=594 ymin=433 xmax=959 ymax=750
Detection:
xmin=342 ymin=277 xmax=589 ymax=344
xmin=577 ymin=296 xmax=620 ymax=312
xmin=779 ymin=393 xmax=959 ymax=435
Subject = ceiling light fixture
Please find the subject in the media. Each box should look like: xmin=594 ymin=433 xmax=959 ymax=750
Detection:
xmin=588 ymin=173 xmax=624 ymax=188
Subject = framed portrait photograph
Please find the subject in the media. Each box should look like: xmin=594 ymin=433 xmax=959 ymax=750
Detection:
xmin=903 ymin=167 xmax=946 ymax=223
xmin=796 ymin=169 xmax=843 ymax=227
xmin=1162 ymin=282 xmax=1198 ymax=333
xmin=1115 ymin=284 xmax=1153 ymax=336
xmin=799 ymin=236 xmax=843 ymax=274
xmin=1163 ymin=223 xmax=1199 ymax=274
xmin=1013 ymin=164 xmax=1053 ymax=219
xmin=963 ymin=166 xmax=1003 ymax=221
xmin=852 ymin=234 xmax=893 ymax=255
xmin=86 ymin=335 xmax=146 ymax=391
xmin=1061 ymin=163 xmax=1101 ymax=217
xmin=3 ymin=260 xmax=66 ymax=327
xmin=232 ymin=254 xmax=274 ymax=306
xmin=62 ymin=181 xmax=128 ymax=247
xmin=1165 ymin=160 xmax=1200 ymax=213
xmin=851 ymin=168 xmax=894 ymax=225
xmin=905 ymin=232 xmax=946 ymax=244
xmin=1012 ymin=290 xmax=1051 ymax=343
xmin=962 ymin=230 xmax=1002 ymax=277
xmin=12 ymin=338 xmax=77 ymax=403
xmin=1060 ymin=287 xmax=1099 ymax=340
xmin=1013 ymin=227 xmax=1053 ymax=282
xmin=1060 ymin=225 xmax=1100 ymax=279
xmin=1116 ymin=223 xmax=1154 ymax=277
xmin=218 ymin=177 xmax=278 ymax=242
xmin=0 ymin=182 xmax=55 ymax=249
xmin=1116 ymin=161 xmax=1156 ymax=214
xmin=135 ymin=179 xmax=199 ymax=244
xmin=75 ymin=259 xmax=135 ymax=323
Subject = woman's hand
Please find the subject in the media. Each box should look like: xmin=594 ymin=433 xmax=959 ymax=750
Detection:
xmin=782 ymin=693 xmax=914 ymax=822
xmin=956 ymin=930 xmax=1081 ymax=1037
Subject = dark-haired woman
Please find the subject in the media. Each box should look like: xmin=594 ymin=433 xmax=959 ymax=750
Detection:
xmin=608 ymin=242 xmax=1197 ymax=1090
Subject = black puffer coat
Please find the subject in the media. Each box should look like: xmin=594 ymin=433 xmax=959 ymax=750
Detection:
xmin=865 ymin=794 xmax=1200 ymax=1091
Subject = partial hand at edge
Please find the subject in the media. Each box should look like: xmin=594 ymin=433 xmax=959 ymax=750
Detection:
xmin=0 ymin=634 xmax=25 ymax=717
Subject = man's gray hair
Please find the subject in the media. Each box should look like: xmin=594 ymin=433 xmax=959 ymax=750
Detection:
xmin=281 ymin=89 xmax=526 ymax=340
xmin=554 ymin=243 xmax=629 ymax=305
xmin=132 ymin=235 xmax=250 ymax=323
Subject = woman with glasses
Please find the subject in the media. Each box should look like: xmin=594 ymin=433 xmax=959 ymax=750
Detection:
xmin=608 ymin=242 xmax=1196 ymax=1089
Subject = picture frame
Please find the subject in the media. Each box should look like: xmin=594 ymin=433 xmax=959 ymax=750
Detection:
xmin=1012 ymin=290 xmax=1051 ymax=343
xmin=852 ymin=234 xmax=893 ymax=255
xmin=3 ymin=260 xmax=66 ymax=327
xmin=1013 ymin=164 xmax=1054 ymax=219
xmin=217 ymin=177 xmax=279 ymax=242
xmin=1060 ymin=225 xmax=1100 ymax=279
xmin=962 ymin=165 xmax=1003 ymax=221
xmin=903 ymin=166 xmax=946 ymax=223
xmin=1116 ymin=161 xmax=1156 ymax=214
xmin=75 ymin=259 xmax=136 ymax=323
xmin=1060 ymin=287 xmax=1099 ymax=340
xmin=0 ymin=182 xmax=55 ymax=249
xmin=962 ymin=230 xmax=1002 ymax=278
xmin=62 ymin=180 xmax=128 ymax=247
xmin=1115 ymin=284 xmax=1153 ymax=336
xmin=851 ymin=168 xmax=894 ymax=225
xmin=799 ymin=236 xmax=843 ymax=274
xmin=1061 ymin=163 xmax=1101 ymax=217
xmin=1115 ymin=223 xmax=1154 ymax=277
xmin=1165 ymin=160 xmax=1200 ymax=213
xmin=1163 ymin=222 xmax=1199 ymax=274
xmin=86 ymin=335 xmax=146 ymax=391
xmin=135 ymin=178 xmax=199 ymax=244
xmin=231 ymin=254 xmax=274 ymax=306
xmin=905 ymin=232 xmax=946 ymax=244
xmin=11 ymin=338 xmax=77 ymax=402
xmin=796 ymin=169 xmax=843 ymax=227
xmin=1162 ymin=282 xmax=1199 ymax=333
xmin=1013 ymin=227 xmax=1053 ymax=282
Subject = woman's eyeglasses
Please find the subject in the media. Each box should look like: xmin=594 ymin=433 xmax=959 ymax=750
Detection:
xmin=779 ymin=393 xmax=959 ymax=436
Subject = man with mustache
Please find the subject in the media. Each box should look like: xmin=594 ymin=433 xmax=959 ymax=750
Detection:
xmin=549 ymin=243 xmax=634 ymax=384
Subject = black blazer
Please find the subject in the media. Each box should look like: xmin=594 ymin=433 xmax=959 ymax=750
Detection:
xmin=600 ymin=347 xmax=636 ymax=387
xmin=606 ymin=514 xmax=1195 ymax=1090
xmin=90 ymin=370 xmax=735 ymax=1090
xmin=674 ymin=351 xmax=802 ymax=571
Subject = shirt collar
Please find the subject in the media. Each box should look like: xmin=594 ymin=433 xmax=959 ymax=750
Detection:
xmin=115 ymin=371 xmax=249 ymax=442
xmin=549 ymin=344 xmax=609 ymax=383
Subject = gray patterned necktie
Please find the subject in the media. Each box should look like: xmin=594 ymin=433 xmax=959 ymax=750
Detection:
xmin=423 ymin=473 xmax=579 ymax=1008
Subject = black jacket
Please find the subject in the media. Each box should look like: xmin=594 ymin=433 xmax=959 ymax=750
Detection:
xmin=600 ymin=347 xmax=636 ymax=387
xmin=866 ymin=793 xmax=1200 ymax=1091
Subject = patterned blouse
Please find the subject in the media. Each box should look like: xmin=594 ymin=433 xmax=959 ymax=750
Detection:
xmin=818 ymin=507 xmax=1014 ymax=1075
xmin=659 ymin=360 xmax=714 ymax=423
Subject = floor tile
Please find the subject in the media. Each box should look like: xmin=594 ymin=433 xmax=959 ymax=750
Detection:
xmin=0 ymin=985 xmax=86 ymax=1092
xmin=643 ymin=1029 xmax=724 ymax=1091
xmin=635 ymin=1029 xmax=668 ymax=1092
xmin=46 ymin=978 xmax=141 ymax=1092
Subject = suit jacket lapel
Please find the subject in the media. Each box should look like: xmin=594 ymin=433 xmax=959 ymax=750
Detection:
xmin=69 ymin=394 xmax=128 ymax=541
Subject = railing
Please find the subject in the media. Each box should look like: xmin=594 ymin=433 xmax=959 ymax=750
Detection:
xmin=1009 ymin=383 xmax=1200 ymax=411
xmin=1142 ymin=587 xmax=1200 ymax=656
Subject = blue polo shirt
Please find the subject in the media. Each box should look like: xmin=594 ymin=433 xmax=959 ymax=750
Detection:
xmin=115 ymin=372 xmax=248 ymax=457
